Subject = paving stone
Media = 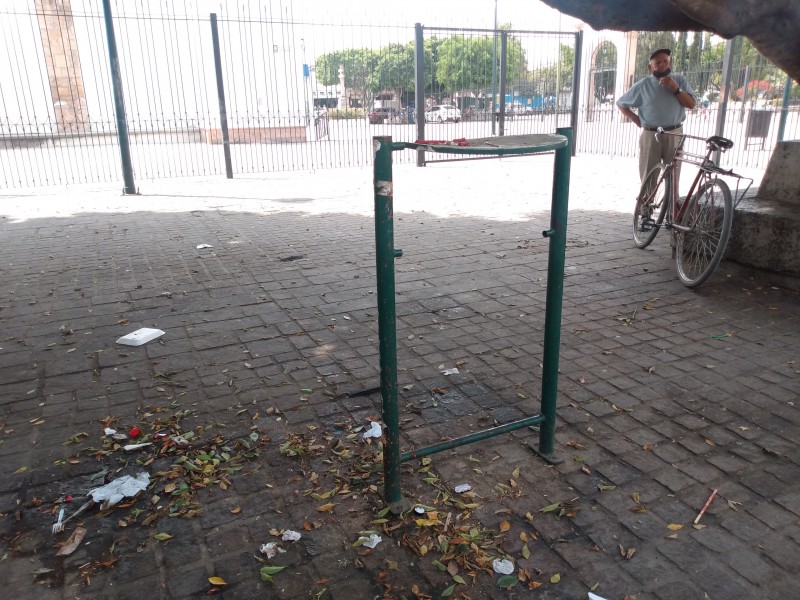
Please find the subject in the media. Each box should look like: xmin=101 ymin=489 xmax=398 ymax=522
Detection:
xmin=2 ymin=163 xmax=799 ymax=600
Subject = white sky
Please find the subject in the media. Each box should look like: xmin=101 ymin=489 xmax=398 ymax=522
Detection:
xmin=305 ymin=0 xmax=581 ymax=32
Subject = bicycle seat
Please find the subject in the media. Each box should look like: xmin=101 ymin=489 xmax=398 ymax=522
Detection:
xmin=707 ymin=135 xmax=734 ymax=151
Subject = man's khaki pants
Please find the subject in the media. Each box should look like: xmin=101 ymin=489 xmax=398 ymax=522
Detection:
xmin=639 ymin=126 xmax=682 ymax=182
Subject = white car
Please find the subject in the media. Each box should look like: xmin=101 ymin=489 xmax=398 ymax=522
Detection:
xmin=424 ymin=105 xmax=461 ymax=123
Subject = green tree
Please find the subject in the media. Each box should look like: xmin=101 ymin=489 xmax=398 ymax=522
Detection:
xmin=367 ymin=42 xmax=415 ymax=97
xmin=314 ymin=48 xmax=376 ymax=106
xmin=434 ymin=35 xmax=496 ymax=91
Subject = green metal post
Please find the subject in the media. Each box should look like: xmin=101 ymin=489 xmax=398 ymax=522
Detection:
xmin=101 ymin=0 xmax=136 ymax=194
xmin=537 ymin=127 xmax=572 ymax=461
xmin=373 ymin=136 xmax=405 ymax=510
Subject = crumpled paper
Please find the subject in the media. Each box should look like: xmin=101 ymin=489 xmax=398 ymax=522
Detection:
xmin=492 ymin=558 xmax=515 ymax=574
xmin=362 ymin=421 xmax=382 ymax=439
xmin=357 ymin=533 xmax=382 ymax=548
xmin=90 ymin=472 xmax=150 ymax=510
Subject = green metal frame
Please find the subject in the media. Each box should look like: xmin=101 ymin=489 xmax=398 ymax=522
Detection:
xmin=373 ymin=130 xmax=573 ymax=509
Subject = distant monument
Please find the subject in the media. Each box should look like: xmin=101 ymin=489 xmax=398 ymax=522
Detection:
xmin=337 ymin=64 xmax=347 ymax=110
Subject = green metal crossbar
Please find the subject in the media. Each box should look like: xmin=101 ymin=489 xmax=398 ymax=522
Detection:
xmin=373 ymin=130 xmax=573 ymax=510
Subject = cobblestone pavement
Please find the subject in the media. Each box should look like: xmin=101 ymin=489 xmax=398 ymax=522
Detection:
xmin=1 ymin=155 xmax=798 ymax=600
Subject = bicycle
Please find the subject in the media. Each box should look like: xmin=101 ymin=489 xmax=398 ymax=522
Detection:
xmin=632 ymin=130 xmax=753 ymax=288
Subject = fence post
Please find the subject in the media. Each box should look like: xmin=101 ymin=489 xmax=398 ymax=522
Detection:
xmin=491 ymin=0 xmax=498 ymax=135
xmin=101 ymin=0 xmax=137 ymax=194
xmin=570 ymin=30 xmax=583 ymax=156
xmin=414 ymin=23 xmax=425 ymax=167
xmin=210 ymin=13 xmax=233 ymax=179
xmin=778 ymin=74 xmax=792 ymax=142
xmin=714 ymin=37 xmax=738 ymax=165
xmin=498 ymin=31 xmax=507 ymax=136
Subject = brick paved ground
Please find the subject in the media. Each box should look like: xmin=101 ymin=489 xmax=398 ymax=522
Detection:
xmin=0 ymin=154 xmax=798 ymax=600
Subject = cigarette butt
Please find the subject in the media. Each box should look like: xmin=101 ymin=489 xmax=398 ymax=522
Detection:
xmin=694 ymin=488 xmax=718 ymax=524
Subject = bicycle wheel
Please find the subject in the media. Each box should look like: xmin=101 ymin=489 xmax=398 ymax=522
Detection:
xmin=675 ymin=178 xmax=733 ymax=288
xmin=633 ymin=163 xmax=669 ymax=249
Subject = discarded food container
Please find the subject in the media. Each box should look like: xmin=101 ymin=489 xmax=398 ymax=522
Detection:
xmin=90 ymin=472 xmax=150 ymax=510
xmin=116 ymin=328 xmax=165 ymax=347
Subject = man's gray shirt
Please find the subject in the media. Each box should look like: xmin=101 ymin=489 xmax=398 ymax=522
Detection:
xmin=616 ymin=74 xmax=696 ymax=128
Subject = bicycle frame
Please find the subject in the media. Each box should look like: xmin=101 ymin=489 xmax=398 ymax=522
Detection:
xmin=662 ymin=131 xmax=721 ymax=231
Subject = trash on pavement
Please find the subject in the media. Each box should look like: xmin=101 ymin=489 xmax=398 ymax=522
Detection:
xmin=588 ymin=593 xmax=610 ymax=600
xmin=259 ymin=542 xmax=285 ymax=559
xmin=281 ymin=530 xmax=302 ymax=542
xmin=196 ymin=244 xmax=213 ymax=249
xmin=52 ymin=507 xmax=65 ymax=534
xmin=357 ymin=533 xmax=382 ymax=548
xmin=116 ymin=328 xmax=165 ymax=346
xmin=90 ymin=472 xmax=150 ymax=510
xmin=55 ymin=526 xmax=86 ymax=556
xmin=104 ymin=428 xmax=117 ymax=436
xmin=123 ymin=442 xmax=153 ymax=451
xmin=492 ymin=558 xmax=515 ymax=574
xmin=441 ymin=367 xmax=459 ymax=376
xmin=413 ymin=506 xmax=426 ymax=515
xmin=362 ymin=421 xmax=382 ymax=439
xmin=694 ymin=488 xmax=718 ymax=524
xmin=454 ymin=484 xmax=472 ymax=494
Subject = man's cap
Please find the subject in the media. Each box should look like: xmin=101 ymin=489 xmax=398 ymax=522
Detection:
xmin=649 ymin=48 xmax=671 ymax=61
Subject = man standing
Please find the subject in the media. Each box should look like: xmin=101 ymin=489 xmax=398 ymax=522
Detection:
xmin=616 ymin=49 xmax=697 ymax=182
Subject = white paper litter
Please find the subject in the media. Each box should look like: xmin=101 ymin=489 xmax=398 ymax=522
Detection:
xmin=259 ymin=542 xmax=285 ymax=559
xmin=588 ymin=593 xmax=610 ymax=600
xmin=104 ymin=428 xmax=116 ymax=435
xmin=492 ymin=558 xmax=515 ymax=574
xmin=116 ymin=328 xmax=165 ymax=346
xmin=441 ymin=367 xmax=459 ymax=376
xmin=123 ymin=442 xmax=152 ymax=451
xmin=171 ymin=435 xmax=189 ymax=447
xmin=413 ymin=506 xmax=426 ymax=514
xmin=281 ymin=530 xmax=302 ymax=542
xmin=196 ymin=244 xmax=213 ymax=249
xmin=362 ymin=421 xmax=382 ymax=439
xmin=90 ymin=472 xmax=150 ymax=509
xmin=357 ymin=533 xmax=382 ymax=548
xmin=454 ymin=484 xmax=472 ymax=494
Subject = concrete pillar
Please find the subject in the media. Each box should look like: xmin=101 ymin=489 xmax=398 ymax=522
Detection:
xmin=35 ymin=0 xmax=88 ymax=133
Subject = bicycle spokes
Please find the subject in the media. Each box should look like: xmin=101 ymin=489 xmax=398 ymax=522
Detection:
xmin=675 ymin=179 xmax=733 ymax=288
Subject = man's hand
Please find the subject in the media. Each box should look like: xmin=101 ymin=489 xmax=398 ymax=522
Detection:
xmin=617 ymin=104 xmax=641 ymax=127
xmin=658 ymin=75 xmax=679 ymax=94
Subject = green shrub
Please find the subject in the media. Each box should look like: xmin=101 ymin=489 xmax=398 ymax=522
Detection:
xmin=327 ymin=108 xmax=366 ymax=120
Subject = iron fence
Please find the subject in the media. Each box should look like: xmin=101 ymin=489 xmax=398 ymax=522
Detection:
xmin=0 ymin=0 xmax=797 ymax=189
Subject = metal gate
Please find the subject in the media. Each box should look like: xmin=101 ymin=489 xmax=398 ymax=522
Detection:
xmin=413 ymin=26 xmax=581 ymax=165
xmin=0 ymin=0 xmax=796 ymax=189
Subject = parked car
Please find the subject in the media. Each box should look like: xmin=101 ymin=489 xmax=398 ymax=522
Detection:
xmin=368 ymin=108 xmax=394 ymax=124
xmin=424 ymin=105 xmax=461 ymax=123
